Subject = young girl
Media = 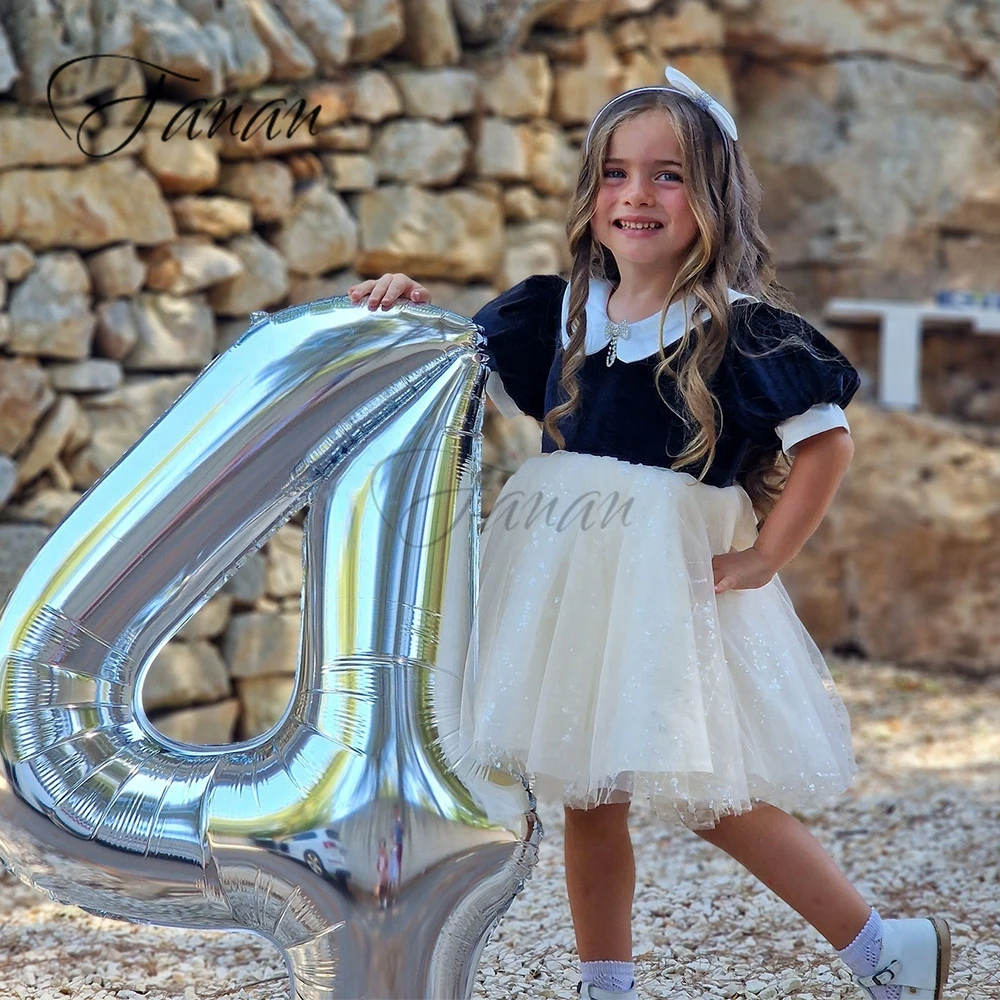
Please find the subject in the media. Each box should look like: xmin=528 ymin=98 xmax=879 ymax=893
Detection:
xmin=348 ymin=67 xmax=950 ymax=1000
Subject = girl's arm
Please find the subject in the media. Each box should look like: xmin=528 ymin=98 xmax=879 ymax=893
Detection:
xmin=751 ymin=427 xmax=855 ymax=572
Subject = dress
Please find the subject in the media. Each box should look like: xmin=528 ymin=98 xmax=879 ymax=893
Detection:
xmin=456 ymin=274 xmax=862 ymax=829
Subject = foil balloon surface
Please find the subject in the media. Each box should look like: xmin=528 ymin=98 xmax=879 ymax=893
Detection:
xmin=0 ymin=296 xmax=541 ymax=999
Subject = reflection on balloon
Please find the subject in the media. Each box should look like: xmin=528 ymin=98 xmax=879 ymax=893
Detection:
xmin=0 ymin=296 xmax=541 ymax=999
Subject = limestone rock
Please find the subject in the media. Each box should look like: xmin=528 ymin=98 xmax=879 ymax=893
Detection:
xmin=66 ymin=374 xmax=194 ymax=488
xmin=370 ymin=120 xmax=470 ymax=186
xmin=140 ymin=135 xmax=220 ymax=195
xmin=783 ymin=404 xmax=1000 ymax=675
xmin=452 ymin=0 xmax=565 ymax=45
xmin=397 ymin=0 xmax=461 ymax=68
xmin=142 ymin=640 xmax=230 ymax=712
xmin=503 ymin=185 xmax=543 ymax=222
xmin=225 ymin=611 xmax=302 ymax=677
xmin=0 ymin=456 xmax=15 ymax=511
xmin=314 ymin=122 xmax=372 ymax=151
xmin=741 ymin=60 xmax=996 ymax=297
xmin=0 ymin=159 xmax=176 ymax=251
xmin=1 ymin=487 xmax=82 ymax=527
xmin=222 ymin=550 xmax=268 ymax=606
xmin=171 ymin=195 xmax=254 ymax=239
xmin=0 ymin=524 xmax=49 ymax=607
xmin=271 ymin=183 xmax=359 ymax=276
xmin=322 ymin=153 xmax=377 ymax=192
xmin=216 ymin=315 xmax=254 ymax=354
xmin=301 ymin=80 xmax=354 ymax=127
xmin=387 ymin=68 xmax=479 ymax=121
xmin=130 ymin=0 xmax=224 ymax=99
xmin=14 ymin=395 xmax=82 ymax=488
xmin=349 ymin=69 xmax=403 ymax=123
xmin=47 ymin=360 xmax=124 ymax=394
xmin=95 ymin=300 xmax=141 ymax=360
xmin=725 ymin=0 xmax=971 ymax=65
xmin=126 ymin=292 xmax=216 ymax=371
xmin=619 ymin=48 xmax=668 ymax=91
xmin=176 ymin=0 xmax=272 ymax=90
xmin=2 ymin=0 xmax=133 ymax=105
xmin=152 ymin=697 xmax=240 ymax=745
xmin=474 ymin=118 xmax=533 ymax=182
xmin=0 ymin=116 xmax=91 ymax=170
xmin=287 ymin=270 xmax=362 ymax=305
xmin=356 ymin=184 xmax=503 ymax=282
xmin=420 ymin=281 xmax=497 ymax=318
xmin=142 ymin=238 xmax=245 ymax=295
xmin=7 ymin=251 xmax=95 ymax=360
xmin=550 ymin=30 xmax=623 ymax=126
xmin=0 ymin=241 xmax=35 ymax=281
xmin=86 ymin=244 xmax=147 ymax=299
xmin=350 ymin=0 xmax=406 ymax=63
xmin=265 ymin=523 xmax=304 ymax=598
xmin=503 ymin=219 xmax=571 ymax=287
xmin=217 ymin=160 xmax=295 ymax=223
xmin=480 ymin=53 xmax=553 ymax=119
xmin=648 ymin=1 xmax=726 ymax=53
xmin=0 ymin=359 xmax=54 ymax=456
xmin=175 ymin=593 xmax=234 ymax=641
xmin=208 ymin=233 xmax=290 ymax=316
xmin=0 ymin=20 xmax=17 ymax=96
xmin=607 ymin=0 xmax=658 ymax=14
xmin=279 ymin=0 xmax=354 ymax=72
xmin=528 ymin=122 xmax=579 ymax=196
xmin=237 ymin=675 xmax=295 ymax=739
xmin=540 ymin=0 xmax=610 ymax=29
xmin=245 ymin=0 xmax=317 ymax=80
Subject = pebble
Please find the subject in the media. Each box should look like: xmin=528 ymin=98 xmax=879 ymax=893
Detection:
xmin=1 ymin=661 xmax=998 ymax=999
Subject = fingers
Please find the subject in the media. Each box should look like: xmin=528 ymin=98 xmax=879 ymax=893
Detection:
xmin=347 ymin=274 xmax=429 ymax=310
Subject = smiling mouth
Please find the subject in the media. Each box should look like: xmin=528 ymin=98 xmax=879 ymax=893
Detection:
xmin=614 ymin=220 xmax=664 ymax=230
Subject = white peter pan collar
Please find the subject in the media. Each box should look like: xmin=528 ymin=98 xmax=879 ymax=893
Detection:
xmin=559 ymin=277 xmax=757 ymax=362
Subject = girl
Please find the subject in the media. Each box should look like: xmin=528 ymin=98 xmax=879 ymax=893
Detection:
xmin=348 ymin=67 xmax=950 ymax=1000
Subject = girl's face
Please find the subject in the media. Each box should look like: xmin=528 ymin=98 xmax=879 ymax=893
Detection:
xmin=591 ymin=109 xmax=700 ymax=275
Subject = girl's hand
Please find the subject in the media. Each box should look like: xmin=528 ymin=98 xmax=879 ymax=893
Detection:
xmin=348 ymin=273 xmax=431 ymax=311
xmin=712 ymin=546 xmax=778 ymax=594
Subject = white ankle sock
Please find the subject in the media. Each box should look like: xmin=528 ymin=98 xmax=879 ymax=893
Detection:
xmin=580 ymin=960 xmax=634 ymax=992
xmin=836 ymin=908 xmax=901 ymax=1000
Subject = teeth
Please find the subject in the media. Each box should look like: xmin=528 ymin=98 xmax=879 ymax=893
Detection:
xmin=617 ymin=221 xmax=661 ymax=230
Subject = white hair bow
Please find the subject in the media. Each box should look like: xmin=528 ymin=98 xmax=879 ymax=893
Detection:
xmin=662 ymin=66 xmax=738 ymax=141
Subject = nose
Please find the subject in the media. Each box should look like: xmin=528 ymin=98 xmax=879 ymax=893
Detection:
xmin=622 ymin=173 xmax=655 ymax=205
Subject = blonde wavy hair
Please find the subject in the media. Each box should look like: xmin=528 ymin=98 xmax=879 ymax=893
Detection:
xmin=542 ymin=90 xmax=821 ymax=522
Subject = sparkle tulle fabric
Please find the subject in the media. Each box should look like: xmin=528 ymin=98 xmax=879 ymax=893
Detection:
xmin=457 ymin=450 xmax=858 ymax=829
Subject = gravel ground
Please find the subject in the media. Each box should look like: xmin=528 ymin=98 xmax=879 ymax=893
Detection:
xmin=2 ymin=656 xmax=998 ymax=1000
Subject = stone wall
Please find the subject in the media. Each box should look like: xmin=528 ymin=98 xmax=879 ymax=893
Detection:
xmin=0 ymin=0 xmax=998 ymax=743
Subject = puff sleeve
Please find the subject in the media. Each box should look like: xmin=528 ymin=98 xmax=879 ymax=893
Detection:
xmin=721 ymin=302 xmax=861 ymax=453
xmin=472 ymin=274 xmax=566 ymax=422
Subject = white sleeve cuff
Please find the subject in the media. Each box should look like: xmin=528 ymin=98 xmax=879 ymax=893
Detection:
xmin=485 ymin=369 xmax=525 ymax=420
xmin=776 ymin=403 xmax=850 ymax=455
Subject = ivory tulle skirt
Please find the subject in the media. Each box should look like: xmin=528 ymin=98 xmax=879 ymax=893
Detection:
xmin=456 ymin=450 xmax=857 ymax=829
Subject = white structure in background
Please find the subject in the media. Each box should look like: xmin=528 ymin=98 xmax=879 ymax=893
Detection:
xmin=824 ymin=300 xmax=1000 ymax=410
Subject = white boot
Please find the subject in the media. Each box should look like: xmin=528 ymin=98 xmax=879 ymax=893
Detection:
xmin=576 ymin=979 xmax=638 ymax=1000
xmin=854 ymin=917 xmax=951 ymax=999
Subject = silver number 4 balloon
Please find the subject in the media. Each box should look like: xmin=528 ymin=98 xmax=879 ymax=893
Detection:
xmin=0 ymin=297 xmax=541 ymax=999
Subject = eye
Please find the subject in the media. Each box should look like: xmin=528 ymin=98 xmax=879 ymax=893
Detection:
xmin=602 ymin=169 xmax=683 ymax=182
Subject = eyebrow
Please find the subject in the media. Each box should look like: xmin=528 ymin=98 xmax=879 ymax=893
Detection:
xmin=604 ymin=158 xmax=682 ymax=167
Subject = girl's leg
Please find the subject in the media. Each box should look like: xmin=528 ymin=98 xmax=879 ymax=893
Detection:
xmin=695 ymin=803 xmax=871 ymax=949
xmin=564 ymin=801 xmax=635 ymax=961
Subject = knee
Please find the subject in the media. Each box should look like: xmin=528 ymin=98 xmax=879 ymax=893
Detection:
xmin=693 ymin=802 xmax=780 ymax=846
xmin=564 ymin=801 xmax=630 ymax=831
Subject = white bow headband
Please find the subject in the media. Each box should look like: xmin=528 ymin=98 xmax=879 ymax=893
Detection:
xmin=583 ymin=66 xmax=738 ymax=155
